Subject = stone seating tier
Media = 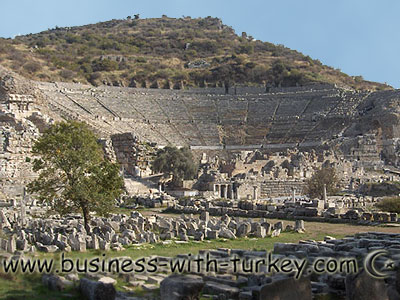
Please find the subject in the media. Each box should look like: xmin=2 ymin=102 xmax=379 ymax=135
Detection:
xmin=36 ymin=82 xmax=397 ymax=148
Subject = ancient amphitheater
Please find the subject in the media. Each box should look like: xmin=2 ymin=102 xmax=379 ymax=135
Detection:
xmin=3 ymin=67 xmax=400 ymax=299
xmin=35 ymin=81 xmax=400 ymax=151
xmin=1 ymin=65 xmax=400 ymax=198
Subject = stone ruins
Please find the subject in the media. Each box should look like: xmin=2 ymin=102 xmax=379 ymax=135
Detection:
xmin=1 ymin=64 xmax=400 ymax=299
xmin=0 ymin=208 xmax=302 ymax=254
xmin=1 ymin=64 xmax=400 ymax=202
xmin=28 ymin=232 xmax=400 ymax=300
xmin=0 ymin=62 xmax=399 ymax=232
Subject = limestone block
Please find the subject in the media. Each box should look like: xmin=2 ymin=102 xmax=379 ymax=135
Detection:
xmin=160 ymin=275 xmax=204 ymax=300
xmin=237 ymin=223 xmax=251 ymax=237
xmin=79 ymin=278 xmax=116 ymax=300
xmin=346 ymin=271 xmax=389 ymax=300
xmin=202 ymin=281 xmax=240 ymax=299
xmin=255 ymin=276 xmax=312 ymax=300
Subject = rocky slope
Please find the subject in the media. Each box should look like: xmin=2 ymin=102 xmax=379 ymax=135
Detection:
xmin=0 ymin=17 xmax=392 ymax=91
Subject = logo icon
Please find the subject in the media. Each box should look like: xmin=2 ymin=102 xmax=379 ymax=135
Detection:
xmin=364 ymin=250 xmax=394 ymax=279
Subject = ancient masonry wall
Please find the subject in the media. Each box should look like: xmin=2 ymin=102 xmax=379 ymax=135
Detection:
xmin=0 ymin=125 xmax=39 ymax=199
xmin=260 ymin=180 xmax=305 ymax=198
xmin=235 ymin=180 xmax=305 ymax=200
xmin=0 ymin=92 xmax=42 ymax=200
xmin=110 ymin=132 xmax=155 ymax=177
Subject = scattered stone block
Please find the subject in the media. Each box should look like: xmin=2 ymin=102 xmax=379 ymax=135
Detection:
xmin=142 ymin=284 xmax=159 ymax=292
xmin=346 ymin=271 xmax=389 ymax=300
xmin=200 ymin=211 xmax=210 ymax=222
xmin=237 ymin=223 xmax=251 ymax=237
xmin=79 ymin=278 xmax=116 ymax=300
xmin=255 ymin=276 xmax=312 ymax=300
xmin=42 ymin=274 xmax=64 ymax=291
xmin=160 ymin=275 xmax=204 ymax=300
xmin=271 ymin=228 xmax=281 ymax=237
xmin=203 ymin=281 xmax=240 ymax=299
xmin=98 ymin=277 xmax=116 ymax=285
xmin=295 ymin=220 xmax=305 ymax=233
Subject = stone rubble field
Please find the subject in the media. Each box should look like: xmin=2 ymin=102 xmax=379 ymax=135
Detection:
xmin=34 ymin=231 xmax=400 ymax=300
xmin=0 ymin=209 xmax=304 ymax=254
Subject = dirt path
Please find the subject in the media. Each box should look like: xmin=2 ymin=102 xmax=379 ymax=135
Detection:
xmin=302 ymin=221 xmax=400 ymax=236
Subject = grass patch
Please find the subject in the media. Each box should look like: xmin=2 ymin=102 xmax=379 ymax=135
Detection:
xmin=0 ymin=273 xmax=80 ymax=300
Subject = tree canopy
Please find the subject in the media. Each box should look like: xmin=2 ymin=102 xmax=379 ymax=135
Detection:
xmin=376 ymin=197 xmax=400 ymax=213
xmin=27 ymin=121 xmax=124 ymax=229
xmin=151 ymin=146 xmax=197 ymax=187
xmin=304 ymin=167 xmax=339 ymax=199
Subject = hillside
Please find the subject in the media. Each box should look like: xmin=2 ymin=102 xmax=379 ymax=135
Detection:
xmin=0 ymin=16 xmax=392 ymax=91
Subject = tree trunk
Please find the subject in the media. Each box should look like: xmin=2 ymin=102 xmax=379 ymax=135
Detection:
xmin=81 ymin=205 xmax=91 ymax=233
xmin=224 ymin=81 xmax=230 ymax=94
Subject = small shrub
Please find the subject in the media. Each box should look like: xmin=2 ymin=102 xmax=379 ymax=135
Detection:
xmin=91 ymin=59 xmax=119 ymax=72
xmin=23 ymin=61 xmax=42 ymax=73
xmin=136 ymin=57 xmax=147 ymax=63
xmin=59 ymin=69 xmax=75 ymax=79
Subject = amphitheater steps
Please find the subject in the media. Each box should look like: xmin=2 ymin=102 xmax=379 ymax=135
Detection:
xmin=124 ymin=177 xmax=158 ymax=195
xmin=35 ymin=82 xmax=398 ymax=149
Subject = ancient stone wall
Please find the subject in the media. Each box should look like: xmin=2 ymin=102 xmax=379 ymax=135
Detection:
xmin=260 ymin=180 xmax=305 ymax=198
xmin=110 ymin=132 xmax=155 ymax=177
xmin=0 ymin=68 xmax=45 ymax=201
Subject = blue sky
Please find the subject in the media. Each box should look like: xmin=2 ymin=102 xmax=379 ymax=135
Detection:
xmin=1 ymin=0 xmax=398 ymax=87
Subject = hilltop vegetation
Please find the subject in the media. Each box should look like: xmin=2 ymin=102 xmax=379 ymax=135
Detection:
xmin=0 ymin=16 xmax=391 ymax=90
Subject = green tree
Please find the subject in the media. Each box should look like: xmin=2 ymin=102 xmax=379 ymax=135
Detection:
xmin=151 ymin=146 xmax=197 ymax=187
xmin=305 ymin=167 xmax=338 ymax=199
xmin=211 ymin=64 xmax=235 ymax=94
xmin=269 ymin=60 xmax=289 ymax=87
xmin=27 ymin=121 xmax=124 ymax=230
xmin=376 ymin=197 xmax=400 ymax=213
